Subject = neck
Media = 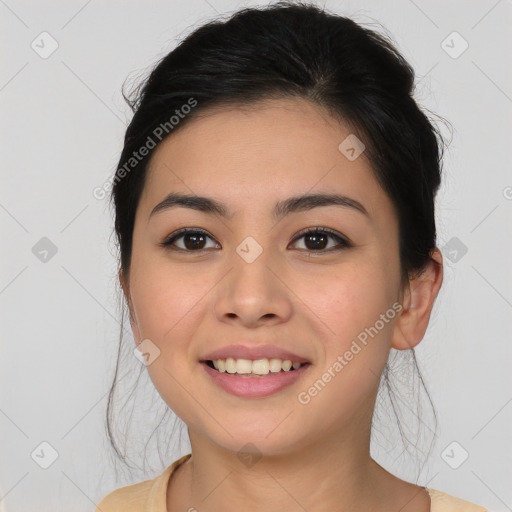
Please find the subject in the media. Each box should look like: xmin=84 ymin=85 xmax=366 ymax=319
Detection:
xmin=167 ymin=421 xmax=429 ymax=511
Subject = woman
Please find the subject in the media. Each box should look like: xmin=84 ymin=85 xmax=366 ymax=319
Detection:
xmin=96 ymin=2 xmax=488 ymax=510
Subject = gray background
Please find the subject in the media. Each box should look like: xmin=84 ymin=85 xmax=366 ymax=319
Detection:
xmin=1 ymin=0 xmax=511 ymax=510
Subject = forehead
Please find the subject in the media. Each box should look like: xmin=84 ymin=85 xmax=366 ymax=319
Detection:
xmin=139 ymin=97 xmax=392 ymax=223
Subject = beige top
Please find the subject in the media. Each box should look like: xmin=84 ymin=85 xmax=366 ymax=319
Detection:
xmin=95 ymin=454 xmax=488 ymax=511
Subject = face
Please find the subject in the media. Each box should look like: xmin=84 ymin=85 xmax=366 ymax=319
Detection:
xmin=124 ymin=97 xmax=404 ymax=456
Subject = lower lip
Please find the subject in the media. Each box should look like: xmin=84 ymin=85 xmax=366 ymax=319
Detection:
xmin=201 ymin=362 xmax=311 ymax=398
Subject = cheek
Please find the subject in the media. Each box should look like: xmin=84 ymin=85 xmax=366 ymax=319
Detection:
xmin=313 ymin=262 xmax=396 ymax=333
xmin=306 ymin=262 xmax=399 ymax=392
xmin=287 ymin=279 xmax=398 ymax=441
xmin=128 ymin=253 xmax=224 ymax=399
xmin=128 ymin=262 xmax=210 ymax=408
xmin=130 ymin=262 xmax=205 ymax=343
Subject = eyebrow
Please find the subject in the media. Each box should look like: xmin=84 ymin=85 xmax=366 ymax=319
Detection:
xmin=149 ymin=192 xmax=369 ymax=221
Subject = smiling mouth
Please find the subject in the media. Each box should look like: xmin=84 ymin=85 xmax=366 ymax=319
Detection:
xmin=204 ymin=359 xmax=310 ymax=377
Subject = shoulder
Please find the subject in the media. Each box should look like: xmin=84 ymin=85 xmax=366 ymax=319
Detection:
xmin=427 ymin=488 xmax=488 ymax=512
xmin=94 ymin=454 xmax=192 ymax=512
xmin=94 ymin=478 xmax=154 ymax=511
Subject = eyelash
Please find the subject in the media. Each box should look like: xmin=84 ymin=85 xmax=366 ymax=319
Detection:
xmin=160 ymin=227 xmax=352 ymax=253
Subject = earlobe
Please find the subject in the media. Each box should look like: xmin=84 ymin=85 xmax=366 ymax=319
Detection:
xmin=391 ymin=249 xmax=443 ymax=351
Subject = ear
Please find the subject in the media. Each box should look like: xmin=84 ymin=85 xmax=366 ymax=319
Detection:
xmin=391 ymin=248 xmax=443 ymax=350
xmin=119 ymin=268 xmax=141 ymax=343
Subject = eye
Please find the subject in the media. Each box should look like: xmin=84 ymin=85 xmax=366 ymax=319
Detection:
xmin=160 ymin=228 xmax=220 ymax=251
xmin=160 ymin=226 xmax=351 ymax=253
xmin=289 ymin=227 xmax=351 ymax=252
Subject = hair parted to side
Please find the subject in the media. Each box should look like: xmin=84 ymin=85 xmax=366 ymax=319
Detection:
xmin=106 ymin=1 xmax=448 ymax=480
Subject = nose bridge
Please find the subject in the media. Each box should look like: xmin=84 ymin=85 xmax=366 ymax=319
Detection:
xmin=231 ymin=234 xmax=275 ymax=298
xmin=212 ymin=233 xmax=292 ymax=325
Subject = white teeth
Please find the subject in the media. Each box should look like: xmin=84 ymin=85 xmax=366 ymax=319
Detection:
xmin=236 ymin=359 xmax=252 ymax=374
xmin=211 ymin=357 xmax=305 ymax=375
xmin=225 ymin=357 xmax=237 ymax=374
xmin=269 ymin=358 xmax=282 ymax=373
xmin=252 ymin=359 xmax=269 ymax=375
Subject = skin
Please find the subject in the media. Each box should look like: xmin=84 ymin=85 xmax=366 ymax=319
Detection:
xmin=121 ymin=97 xmax=443 ymax=512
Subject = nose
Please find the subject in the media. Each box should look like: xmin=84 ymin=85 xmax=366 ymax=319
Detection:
xmin=212 ymin=244 xmax=293 ymax=328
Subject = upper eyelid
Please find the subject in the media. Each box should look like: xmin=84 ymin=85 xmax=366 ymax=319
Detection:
xmin=291 ymin=226 xmax=349 ymax=242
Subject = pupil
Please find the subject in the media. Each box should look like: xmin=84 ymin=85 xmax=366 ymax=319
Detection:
xmin=185 ymin=233 xmax=205 ymax=250
xmin=305 ymin=233 xmax=327 ymax=250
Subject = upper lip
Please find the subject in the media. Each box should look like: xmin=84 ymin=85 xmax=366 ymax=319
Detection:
xmin=201 ymin=344 xmax=310 ymax=363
